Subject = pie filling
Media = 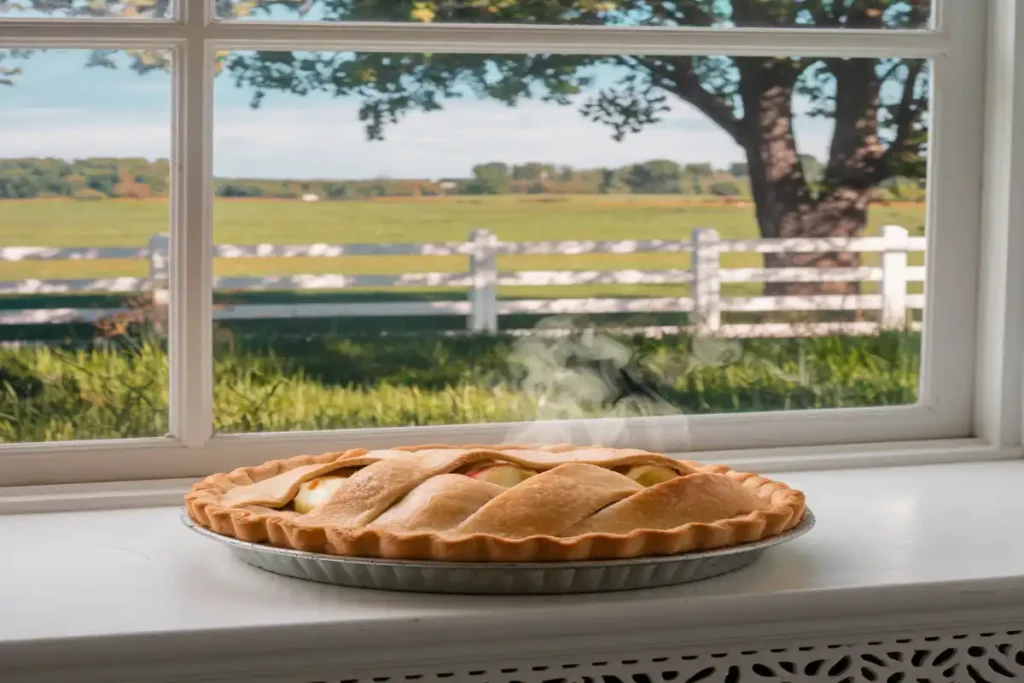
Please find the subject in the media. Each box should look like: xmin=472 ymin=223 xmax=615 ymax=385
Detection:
xmin=292 ymin=474 xmax=350 ymax=514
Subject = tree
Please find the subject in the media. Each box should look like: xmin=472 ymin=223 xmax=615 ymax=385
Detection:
xmin=682 ymin=162 xmax=714 ymax=195
xmin=799 ymin=154 xmax=826 ymax=186
xmin=512 ymin=162 xmax=556 ymax=181
xmin=624 ymin=160 xmax=683 ymax=194
xmin=465 ymin=162 xmax=512 ymax=195
xmin=3 ymin=0 xmax=930 ymax=295
xmin=728 ymin=162 xmax=749 ymax=178
xmin=710 ymin=179 xmax=741 ymax=197
xmin=598 ymin=168 xmax=621 ymax=194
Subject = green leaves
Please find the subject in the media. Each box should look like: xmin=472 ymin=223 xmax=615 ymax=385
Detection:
xmin=580 ymin=76 xmax=670 ymax=142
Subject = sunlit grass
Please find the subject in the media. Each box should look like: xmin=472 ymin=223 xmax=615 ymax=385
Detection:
xmin=0 ymin=195 xmax=927 ymax=282
xmin=0 ymin=329 xmax=921 ymax=443
xmin=0 ymin=195 xmax=927 ymax=314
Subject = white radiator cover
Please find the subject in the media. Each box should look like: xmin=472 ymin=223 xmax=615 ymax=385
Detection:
xmin=303 ymin=625 xmax=1024 ymax=683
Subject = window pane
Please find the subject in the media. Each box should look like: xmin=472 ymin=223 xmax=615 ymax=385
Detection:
xmin=0 ymin=0 xmax=171 ymax=19
xmin=0 ymin=48 xmax=171 ymax=443
xmin=216 ymin=0 xmax=931 ymax=28
xmin=211 ymin=49 xmax=929 ymax=435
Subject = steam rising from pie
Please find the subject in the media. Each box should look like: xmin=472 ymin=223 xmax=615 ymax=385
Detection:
xmin=501 ymin=319 xmax=687 ymax=450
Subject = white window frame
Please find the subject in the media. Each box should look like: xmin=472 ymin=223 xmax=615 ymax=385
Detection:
xmin=0 ymin=0 xmax=1019 ymax=488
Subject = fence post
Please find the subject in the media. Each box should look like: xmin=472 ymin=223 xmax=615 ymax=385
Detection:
xmin=880 ymin=224 xmax=909 ymax=330
xmin=468 ymin=229 xmax=498 ymax=334
xmin=148 ymin=233 xmax=170 ymax=335
xmin=691 ymin=228 xmax=721 ymax=335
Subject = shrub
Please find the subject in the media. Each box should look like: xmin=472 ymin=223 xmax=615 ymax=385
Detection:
xmin=709 ymin=180 xmax=741 ymax=197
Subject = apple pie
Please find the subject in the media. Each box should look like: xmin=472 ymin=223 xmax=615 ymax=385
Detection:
xmin=185 ymin=443 xmax=806 ymax=562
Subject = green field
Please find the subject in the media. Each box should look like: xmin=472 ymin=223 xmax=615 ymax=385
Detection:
xmin=0 ymin=195 xmax=926 ymax=296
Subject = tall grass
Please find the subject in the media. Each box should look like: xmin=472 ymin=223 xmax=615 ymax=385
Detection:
xmin=0 ymin=329 xmax=921 ymax=443
xmin=0 ymin=337 xmax=169 ymax=442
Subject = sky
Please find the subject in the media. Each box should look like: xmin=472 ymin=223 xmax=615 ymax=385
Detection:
xmin=0 ymin=49 xmax=836 ymax=181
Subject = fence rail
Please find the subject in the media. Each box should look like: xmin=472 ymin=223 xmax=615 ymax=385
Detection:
xmin=0 ymin=225 xmax=925 ymax=337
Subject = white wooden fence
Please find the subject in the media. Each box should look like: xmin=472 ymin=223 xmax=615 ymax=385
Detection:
xmin=0 ymin=225 xmax=925 ymax=338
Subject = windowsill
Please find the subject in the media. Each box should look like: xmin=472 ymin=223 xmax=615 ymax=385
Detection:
xmin=3 ymin=459 xmax=1024 ymax=682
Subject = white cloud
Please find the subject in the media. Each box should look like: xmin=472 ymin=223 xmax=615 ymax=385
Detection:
xmin=0 ymin=106 xmax=171 ymax=159
xmin=213 ymin=97 xmax=774 ymax=179
xmin=0 ymin=97 xmax=833 ymax=179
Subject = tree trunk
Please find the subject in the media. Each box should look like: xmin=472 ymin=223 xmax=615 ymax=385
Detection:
xmin=737 ymin=56 xmax=882 ymax=297
xmin=758 ymin=190 xmax=871 ymax=297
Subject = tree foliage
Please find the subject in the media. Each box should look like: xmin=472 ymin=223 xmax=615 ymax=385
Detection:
xmin=3 ymin=1 xmax=930 ymax=166
xmin=0 ymin=158 xmax=168 ymax=199
xmin=2 ymin=1 xmax=932 ymax=246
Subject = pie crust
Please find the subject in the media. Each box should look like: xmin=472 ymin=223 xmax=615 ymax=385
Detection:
xmin=184 ymin=443 xmax=806 ymax=562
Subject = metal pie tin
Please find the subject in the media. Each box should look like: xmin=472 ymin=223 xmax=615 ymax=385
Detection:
xmin=182 ymin=509 xmax=814 ymax=594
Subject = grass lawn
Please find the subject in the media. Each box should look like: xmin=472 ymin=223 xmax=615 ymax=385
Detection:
xmin=0 ymin=330 xmax=921 ymax=443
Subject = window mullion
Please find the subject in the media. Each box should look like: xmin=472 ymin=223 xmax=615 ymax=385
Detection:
xmin=199 ymin=22 xmax=949 ymax=58
xmin=168 ymin=0 xmax=215 ymax=448
xmin=0 ymin=20 xmax=186 ymax=44
xmin=910 ymin=0 xmax=986 ymax=433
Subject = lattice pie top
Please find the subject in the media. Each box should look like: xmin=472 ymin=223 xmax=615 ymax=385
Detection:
xmin=185 ymin=443 xmax=806 ymax=562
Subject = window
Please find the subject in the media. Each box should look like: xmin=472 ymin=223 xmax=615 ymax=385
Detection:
xmin=0 ymin=48 xmax=172 ymax=443
xmin=1 ymin=0 xmax=1014 ymax=487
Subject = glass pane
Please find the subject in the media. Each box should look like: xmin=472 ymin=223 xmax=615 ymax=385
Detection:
xmin=0 ymin=0 xmax=171 ymax=19
xmin=0 ymin=48 xmax=172 ymax=443
xmin=211 ymin=49 xmax=929 ymax=435
xmin=216 ymin=0 xmax=931 ymax=28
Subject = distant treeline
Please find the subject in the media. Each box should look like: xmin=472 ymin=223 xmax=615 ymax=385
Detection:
xmin=0 ymin=157 xmax=926 ymax=202
xmin=216 ymin=160 xmax=755 ymax=200
xmin=0 ymin=158 xmax=169 ymax=201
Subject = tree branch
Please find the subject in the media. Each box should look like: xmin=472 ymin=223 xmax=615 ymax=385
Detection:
xmin=806 ymin=0 xmax=841 ymax=26
xmin=876 ymin=59 xmax=926 ymax=180
xmin=887 ymin=60 xmax=926 ymax=153
xmin=676 ymin=70 xmax=744 ymax=143
xmin=844 ymin=0 xmax=888 ymax=28
xmin=645 ymin=57 xmax=743 ymax=144
xmin=670 ymin=0 xmax=718 ymax=26
xmin=644 ymin=0 xmax=720 ymax=27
